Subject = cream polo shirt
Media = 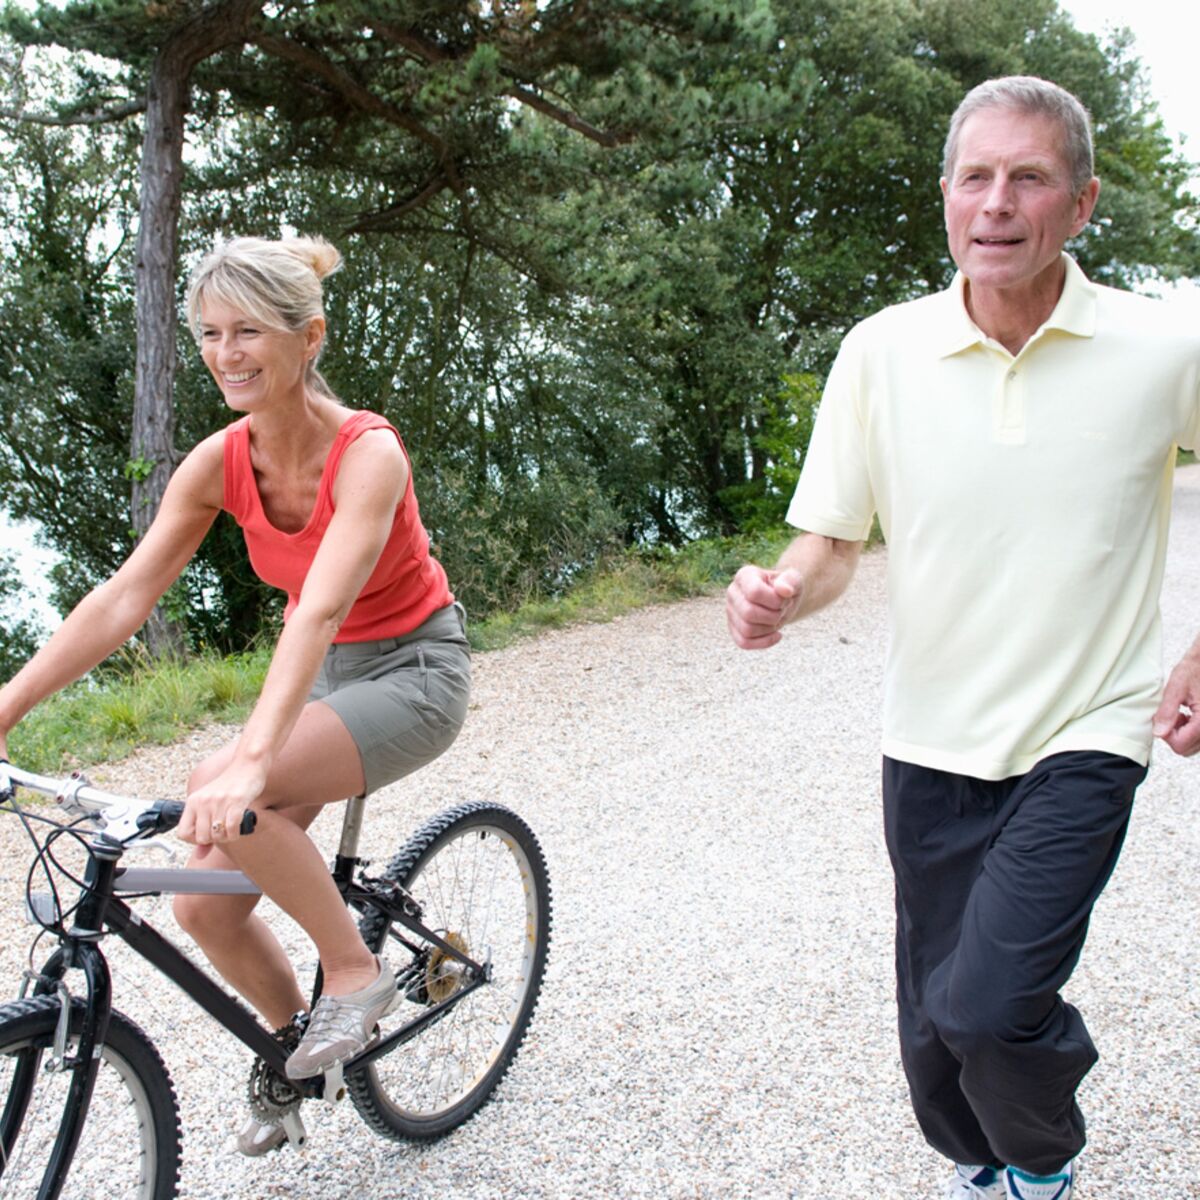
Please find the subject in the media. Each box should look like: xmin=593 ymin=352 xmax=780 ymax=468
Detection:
xmin=787 ymin=255 xmax=1200 ymax=780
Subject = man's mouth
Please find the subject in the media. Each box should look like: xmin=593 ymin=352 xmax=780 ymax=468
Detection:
xmin=973 ymin=237 xmax=1023 ymax=245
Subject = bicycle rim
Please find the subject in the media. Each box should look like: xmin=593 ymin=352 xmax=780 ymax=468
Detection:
xmin=352 ymin=803 xmax=551 ymax=1139
xmin=0 ymin=999 xmax=179 ymax=1200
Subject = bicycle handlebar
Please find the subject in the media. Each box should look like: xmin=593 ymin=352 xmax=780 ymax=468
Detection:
xmin=0 ymin=762 xmax=256 ymax=841
xmin=135 ymin=800 xmax=256 ymax=837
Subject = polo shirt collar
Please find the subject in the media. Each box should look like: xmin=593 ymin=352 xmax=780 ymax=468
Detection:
xmin=933 ymin=253 xmax=1098 ymax=359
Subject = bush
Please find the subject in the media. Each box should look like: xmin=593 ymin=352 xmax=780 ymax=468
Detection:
xmin=424 ymin=467 xmax=627 ymax=618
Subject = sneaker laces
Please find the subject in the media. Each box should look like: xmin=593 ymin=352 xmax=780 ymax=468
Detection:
xmin=301 ymin=993 xmax=372 ymax=1051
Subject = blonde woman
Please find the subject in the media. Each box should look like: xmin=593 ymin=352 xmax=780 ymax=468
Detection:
xmin=0 ymin=236 xmax=471 ymax=1154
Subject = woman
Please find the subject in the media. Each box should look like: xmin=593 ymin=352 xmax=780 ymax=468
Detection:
xmin=0 ymin=236 xmax=471 ymax=1154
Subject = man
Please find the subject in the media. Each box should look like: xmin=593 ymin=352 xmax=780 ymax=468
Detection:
xmin=727 ymin=76 xmax=1200 ymax=1200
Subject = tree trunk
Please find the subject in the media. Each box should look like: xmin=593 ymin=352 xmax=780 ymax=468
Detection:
xmin=130 ymin=0 xmax=261 ymax=658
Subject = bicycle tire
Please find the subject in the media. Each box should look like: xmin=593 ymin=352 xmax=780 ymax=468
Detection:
xmin=350 ymin=802 xmax=551 ymax=1140
xmin=0 ymin=996 xmax=181 ymax=1200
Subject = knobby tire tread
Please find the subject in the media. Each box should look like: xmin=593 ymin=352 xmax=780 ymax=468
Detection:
xmin=0 ymin=995 xmax=181 ymax=1199
xmin=350 ymin=801 xmax=551 ymax=1142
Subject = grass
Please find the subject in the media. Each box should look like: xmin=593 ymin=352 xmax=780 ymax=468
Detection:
xmin=9 ymin=649 xmax=270 ymax=774
xmin=7 ymin=528 xmax=799 ymax=775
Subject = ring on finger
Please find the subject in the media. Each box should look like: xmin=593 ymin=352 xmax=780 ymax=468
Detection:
xmin=210 ymin=820 xmax=225 ymax=835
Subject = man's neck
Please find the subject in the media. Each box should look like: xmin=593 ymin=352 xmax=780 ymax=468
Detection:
xmin=963 ymin=258 xmax=1067 ymax=356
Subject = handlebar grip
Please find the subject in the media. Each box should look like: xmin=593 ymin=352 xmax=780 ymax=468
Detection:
xmin=143 ymin=800 xmax=185 ymax=832
xmin=135 ymin=801 xmax=257 ymax=836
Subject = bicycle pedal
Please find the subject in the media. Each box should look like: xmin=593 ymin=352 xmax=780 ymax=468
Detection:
xmin=322 ymin=1060 xmax=345 ymax=1102
xmin=281 ymin=1109 xmax=307 ymax=1150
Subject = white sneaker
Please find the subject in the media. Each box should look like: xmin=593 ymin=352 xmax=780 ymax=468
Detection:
xmin=1005 ymin=1161 xmax=1073 ymax=1200
xmin=285 ymin=957 xmax=398 ymax=1080
xmin=946 ymin=1164 xmax=1006 ymax=1199
xmin=236 ymin=1113 xmax=287 ymax=1157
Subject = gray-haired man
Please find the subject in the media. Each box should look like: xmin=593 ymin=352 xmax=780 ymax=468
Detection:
xmin=727 ymin=76 xmax=1200 ymax=1199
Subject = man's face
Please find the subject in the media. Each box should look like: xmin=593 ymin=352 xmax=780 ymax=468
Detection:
xmin=940 ymin=107 xmax=1099 ymax=296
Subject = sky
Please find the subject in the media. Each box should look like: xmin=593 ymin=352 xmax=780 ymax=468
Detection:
xmin=4 ymin=2 xmax=1199 ymax=627
xmin=1060 ymin=1 xmax=1200 ymax=322
xmin=1062 ymin=1 xmax=1200 ymax=157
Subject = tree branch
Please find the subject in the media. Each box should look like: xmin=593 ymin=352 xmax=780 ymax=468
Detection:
xmin=366 ymin=19 xmax=629 ymax=147
xmin=503 ymin=82 xmax=630 ymax=147
xmin=345 ymin=172 xmax=453 ymax=233
xmin=253 ymin=32 xmax=448 ymax=158
xmin=0 ymin=99 xmax=146 ymax=126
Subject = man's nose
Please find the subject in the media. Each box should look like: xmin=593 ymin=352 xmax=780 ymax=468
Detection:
xmin=982 ymin=177 xmax=1015 ymax=215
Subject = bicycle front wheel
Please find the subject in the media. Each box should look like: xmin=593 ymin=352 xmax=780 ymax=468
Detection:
xmin=352 ymin=802 xmax=551 ymax=1140
xmin=0 ymin=996 xmax=181 ymax=1200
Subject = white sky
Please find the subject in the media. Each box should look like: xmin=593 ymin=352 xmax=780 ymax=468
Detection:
xmin=1061 ymin=2 xmax=1200 ymax=317
xmin=1063 ymin=1 xmax=1200 ymax=156
xmin=5 ymin=4 xmax=1199 ymax=629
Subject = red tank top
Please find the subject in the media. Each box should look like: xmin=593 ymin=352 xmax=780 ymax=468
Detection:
xmin=222 ymin=410 xmax=452 ymax=642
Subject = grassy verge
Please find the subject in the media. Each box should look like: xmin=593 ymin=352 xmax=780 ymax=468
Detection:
xmin=8 ymin=528 xmax=798 ymax=773
xmin=9 ymin=650 xmax=271 ymax=774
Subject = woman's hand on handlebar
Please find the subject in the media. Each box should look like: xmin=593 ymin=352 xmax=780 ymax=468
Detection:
xmin=177 ymin=761 xmax=266 ymax=850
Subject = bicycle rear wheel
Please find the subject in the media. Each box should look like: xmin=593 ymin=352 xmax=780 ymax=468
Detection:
xmin=0 ymin=996 xmax=180 ymax=1199
xmin=351 ymin=802 xmax=551 ymax=1140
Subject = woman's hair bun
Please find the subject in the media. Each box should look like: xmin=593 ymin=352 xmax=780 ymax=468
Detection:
xmin=285 ymin=236 xmax=343 ymax=281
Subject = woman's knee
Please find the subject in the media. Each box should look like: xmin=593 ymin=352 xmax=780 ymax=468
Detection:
xmin=172 ymin=891 xmax=256 ymax=942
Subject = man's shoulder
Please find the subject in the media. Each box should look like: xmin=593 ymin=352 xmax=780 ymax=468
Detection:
xmin=842 ymin=287 xmax=956 ymax=351
xmin=1090 ymin=279 xmax=1200 ymax=343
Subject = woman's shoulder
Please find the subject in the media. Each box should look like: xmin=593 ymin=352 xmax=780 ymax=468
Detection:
xmin=334 ymin=407 xmax=395 ymax=435
xmin=165 ymin=427 xmax=230 ymax=511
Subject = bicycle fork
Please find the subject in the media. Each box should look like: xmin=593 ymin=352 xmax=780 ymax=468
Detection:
xmin=11 ymin=939 xmax=114 ymax=1200
xmin=8 ymin=842 xmax=120 ymax=1200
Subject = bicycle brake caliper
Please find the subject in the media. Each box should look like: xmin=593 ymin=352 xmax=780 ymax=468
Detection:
xmin=48 ymin=982 xmax=73 ymax=1072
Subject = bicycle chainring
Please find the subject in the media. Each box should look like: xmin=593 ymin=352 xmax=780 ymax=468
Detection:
xmin=246 ymin=1014 xmax=306 ymax=1121
xmin=247 ymin=1057 xmax=303 ymax=1122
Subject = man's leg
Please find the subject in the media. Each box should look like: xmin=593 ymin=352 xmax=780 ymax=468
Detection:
xmin=883 ymin=756 xmax=1007 ymax=1168
xmin=925 ymin=751 xmax=1145 ymax=1176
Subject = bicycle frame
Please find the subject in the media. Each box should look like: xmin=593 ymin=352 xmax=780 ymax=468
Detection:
xmin=9 ymin=791 xmax=490 ymax=1199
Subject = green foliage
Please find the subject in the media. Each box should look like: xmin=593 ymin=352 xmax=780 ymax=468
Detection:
xmin=0 ymin=550 xmax=45 ymax=682
xmin=0 ymin=0 xmax=1195 ymax=657
xmin=718 ymin=372 xmax=821 ymax=532
xmin=7 ymin=645 xmax=269 ymax=773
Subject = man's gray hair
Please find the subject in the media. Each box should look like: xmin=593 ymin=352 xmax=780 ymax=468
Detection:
xmin=942 ymin=76 xmax=1095 ymax=195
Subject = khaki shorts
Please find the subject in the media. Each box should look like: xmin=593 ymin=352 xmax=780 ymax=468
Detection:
xmin=309 ymin=603 xmax=471 ymax=795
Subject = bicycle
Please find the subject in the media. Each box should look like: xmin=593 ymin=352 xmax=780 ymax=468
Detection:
xmin=0 ymin=761 xmax=552 ymax=1199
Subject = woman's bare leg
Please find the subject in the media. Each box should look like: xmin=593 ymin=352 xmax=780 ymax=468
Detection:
xmin=174 ymin=700 xmax=379 ymax=1028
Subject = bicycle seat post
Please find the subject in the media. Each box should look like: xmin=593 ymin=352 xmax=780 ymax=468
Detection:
xmin=337 ymin=795 xmax=367 ymax=862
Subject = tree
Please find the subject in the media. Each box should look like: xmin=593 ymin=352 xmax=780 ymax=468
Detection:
xmin=0 ymin=551 xmax=45 ymax=682
xmin=0 ymin=0 xmax=1195 ymax=644
xmin=3 ymin=0 xmax=780 ymax=644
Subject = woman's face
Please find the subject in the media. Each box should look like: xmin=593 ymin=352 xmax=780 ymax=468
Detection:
xmin=198 ymin=296 xmax=324 ymax=413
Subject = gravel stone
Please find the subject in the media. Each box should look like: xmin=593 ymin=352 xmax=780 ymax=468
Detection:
xmin=0 ymin=465 xmax=1196 ymax=1198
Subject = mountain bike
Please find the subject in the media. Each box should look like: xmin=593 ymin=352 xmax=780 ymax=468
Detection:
xmin=0 ymin=761 xmax=551 ymax=1199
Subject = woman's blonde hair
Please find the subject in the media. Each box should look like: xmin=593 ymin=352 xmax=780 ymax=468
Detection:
xmin=185 ymin=236 xmax=344 ymax=396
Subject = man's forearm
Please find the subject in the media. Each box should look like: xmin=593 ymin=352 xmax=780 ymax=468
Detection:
xmin=776 ymin=533 xmax=862 ymax=623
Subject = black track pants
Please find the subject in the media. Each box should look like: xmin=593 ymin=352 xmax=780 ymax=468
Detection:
xmin=882 ymin=751 xmax=1146 ymax=1176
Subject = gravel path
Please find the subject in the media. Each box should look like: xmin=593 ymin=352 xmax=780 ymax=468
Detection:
xmin=1 ymin=466 xmax=1197 ymax=1199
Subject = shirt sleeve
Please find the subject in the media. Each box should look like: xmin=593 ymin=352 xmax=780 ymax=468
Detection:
xmin=1182 ymin=365 xmax=1200 ymax=453
xmin=785 ymin=328 xmax=876 ymax=541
